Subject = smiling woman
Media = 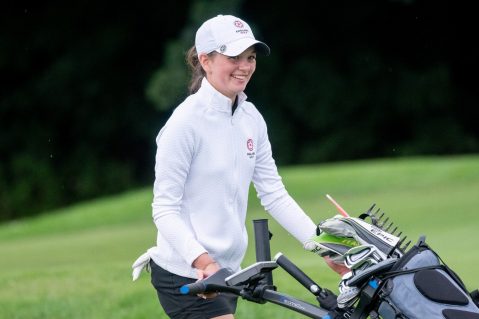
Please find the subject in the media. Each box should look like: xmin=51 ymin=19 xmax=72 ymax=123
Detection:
xmin=131 ymin=14 xmax=327 ymax=319
xmin=198 ymin=47 xmax=258 ymax=100
xmin=185 ymin=14 xmax=270 ymax=99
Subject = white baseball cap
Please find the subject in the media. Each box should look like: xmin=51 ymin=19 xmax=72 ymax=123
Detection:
xmin=195 ymin=14 xmax=270 ymax=57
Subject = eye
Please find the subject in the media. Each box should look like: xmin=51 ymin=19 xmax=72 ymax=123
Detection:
xmin=248 ymin=55 xmax=257 ymax=61
xmin=228 ymin=56 xmax=240 ymax=61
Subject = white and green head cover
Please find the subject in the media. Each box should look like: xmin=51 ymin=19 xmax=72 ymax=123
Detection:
xmin=306 ymin=215 xmax=402 ymax=262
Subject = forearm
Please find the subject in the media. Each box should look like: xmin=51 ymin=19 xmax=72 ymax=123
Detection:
xmin=153 ymin=211 xmax=207 ymax=266
xmin=267 ymin=194 xmax=317 ymax=244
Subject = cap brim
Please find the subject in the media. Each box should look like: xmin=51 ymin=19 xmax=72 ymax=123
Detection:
xmin=216 ymin=38 xmax=270 ymax=57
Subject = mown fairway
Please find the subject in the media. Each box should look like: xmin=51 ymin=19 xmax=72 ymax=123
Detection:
xmin=0 ymin=155 xmax=478 ymax=319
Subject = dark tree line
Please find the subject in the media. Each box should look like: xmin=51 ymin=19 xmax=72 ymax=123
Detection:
xmin=240 ymin=0 xmax=478 ymax=163
xmin=0 ymin=1 xmax=191 ymax=220
xmin=1 ymin=0 xmax=477 ymax=221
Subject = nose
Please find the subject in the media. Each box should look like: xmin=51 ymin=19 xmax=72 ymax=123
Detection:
xmin=238 ymin=58 xmax=253 ymax=70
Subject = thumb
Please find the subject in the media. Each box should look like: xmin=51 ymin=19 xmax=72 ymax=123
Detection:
xmin=196 ymin=269 xmax=205 ymax=281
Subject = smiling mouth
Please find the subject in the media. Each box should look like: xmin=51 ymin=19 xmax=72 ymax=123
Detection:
xmin=232 ymin=74 xmax=248 ymax=80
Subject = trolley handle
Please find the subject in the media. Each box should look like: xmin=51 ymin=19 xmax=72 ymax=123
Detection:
xmin=179 ymin=268 xmax=241 ymax=295
xmin=274 ymin=252 xmax=339 ymax=311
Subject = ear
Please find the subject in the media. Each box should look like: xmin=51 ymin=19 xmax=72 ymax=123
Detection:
xmin=198 ymin=53 xmax=212 ymax=74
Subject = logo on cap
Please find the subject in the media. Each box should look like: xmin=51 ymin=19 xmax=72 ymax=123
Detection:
xmin=219 ymin=45 xmax=226 ymax=53
xmin=234 ymin=20 xmax=244 ymax=28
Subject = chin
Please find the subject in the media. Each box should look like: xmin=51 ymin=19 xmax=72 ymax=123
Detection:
xmin=233 ymin=83 xmax=248 ymax=92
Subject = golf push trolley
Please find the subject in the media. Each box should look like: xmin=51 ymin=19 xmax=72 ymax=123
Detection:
xmin=180 ymin=199 xmax=479 ymax=319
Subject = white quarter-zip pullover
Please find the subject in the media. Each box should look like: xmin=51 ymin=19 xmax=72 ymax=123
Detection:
xmin=148 ymin=78 xmax=316 ymax=278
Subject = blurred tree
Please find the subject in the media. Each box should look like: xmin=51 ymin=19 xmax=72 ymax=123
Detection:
xmin=242 ymin=0 xmax=478 ymax=163
xmin=0 ymin=1 xmax=191 ymax=220
xmin=1 ymin=0 xmax=477 ymax=221
xmin=145 ymin=0 xmax=244 ymax=111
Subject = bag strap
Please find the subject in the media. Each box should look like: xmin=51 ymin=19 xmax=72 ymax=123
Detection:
xmin=380 ymin=264 xmax=443 ymax=281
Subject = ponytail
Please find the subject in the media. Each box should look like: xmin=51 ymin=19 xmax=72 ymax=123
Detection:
xmin=186 ymin=46 xmax=205 ymax=94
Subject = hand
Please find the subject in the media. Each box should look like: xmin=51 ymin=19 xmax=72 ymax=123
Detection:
xmin=195 ymin=262 xmax=220 ymax=299
xmin=192 ymin=253 xmax=220 ymax=299
xmin=323 ymin=256 xmax=350 ymax=276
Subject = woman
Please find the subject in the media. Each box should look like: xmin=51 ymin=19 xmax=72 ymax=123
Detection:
xmin=135 ymin=14 xmax=347 ymax=319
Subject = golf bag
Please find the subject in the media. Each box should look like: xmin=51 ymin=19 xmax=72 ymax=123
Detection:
xmin=352 ymin=236 xmax=479 ymax=319
xmin=310 ymin=209 xmax=479 ymax=319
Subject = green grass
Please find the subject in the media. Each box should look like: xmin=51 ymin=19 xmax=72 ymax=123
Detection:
xmin=0 ymin=155 xmax=478 ymax=318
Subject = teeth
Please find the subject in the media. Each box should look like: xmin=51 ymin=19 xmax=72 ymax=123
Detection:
xmin=233 ymin=75 xmax=247 ymax=80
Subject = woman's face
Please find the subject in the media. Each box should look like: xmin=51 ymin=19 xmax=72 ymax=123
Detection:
xmin=200 ymin=46 xmax=257 ymax=101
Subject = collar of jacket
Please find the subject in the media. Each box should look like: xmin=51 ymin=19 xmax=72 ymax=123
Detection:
xmin=198 ymin=77 xmax=247 ymax=114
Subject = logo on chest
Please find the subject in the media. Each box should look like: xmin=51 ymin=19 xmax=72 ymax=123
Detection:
xmin=246 ymin=138 xmax=255 ymax=159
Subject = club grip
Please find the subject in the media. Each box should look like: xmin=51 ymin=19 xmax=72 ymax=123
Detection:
xmin=180 ymin=281 xmax=206 ymax=295
xmin=179 ymin=268 xmax=233 ymax=296
xmin=274 ymin=252 xmax=320 ymax=294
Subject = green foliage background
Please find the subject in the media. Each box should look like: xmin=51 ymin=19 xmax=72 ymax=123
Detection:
xmin=1 ymin=0 xmax=478 ymax=221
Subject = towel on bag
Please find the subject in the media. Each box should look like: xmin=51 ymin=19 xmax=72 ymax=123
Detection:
xmin=131 ymin=250 xmax=152 ymax=281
